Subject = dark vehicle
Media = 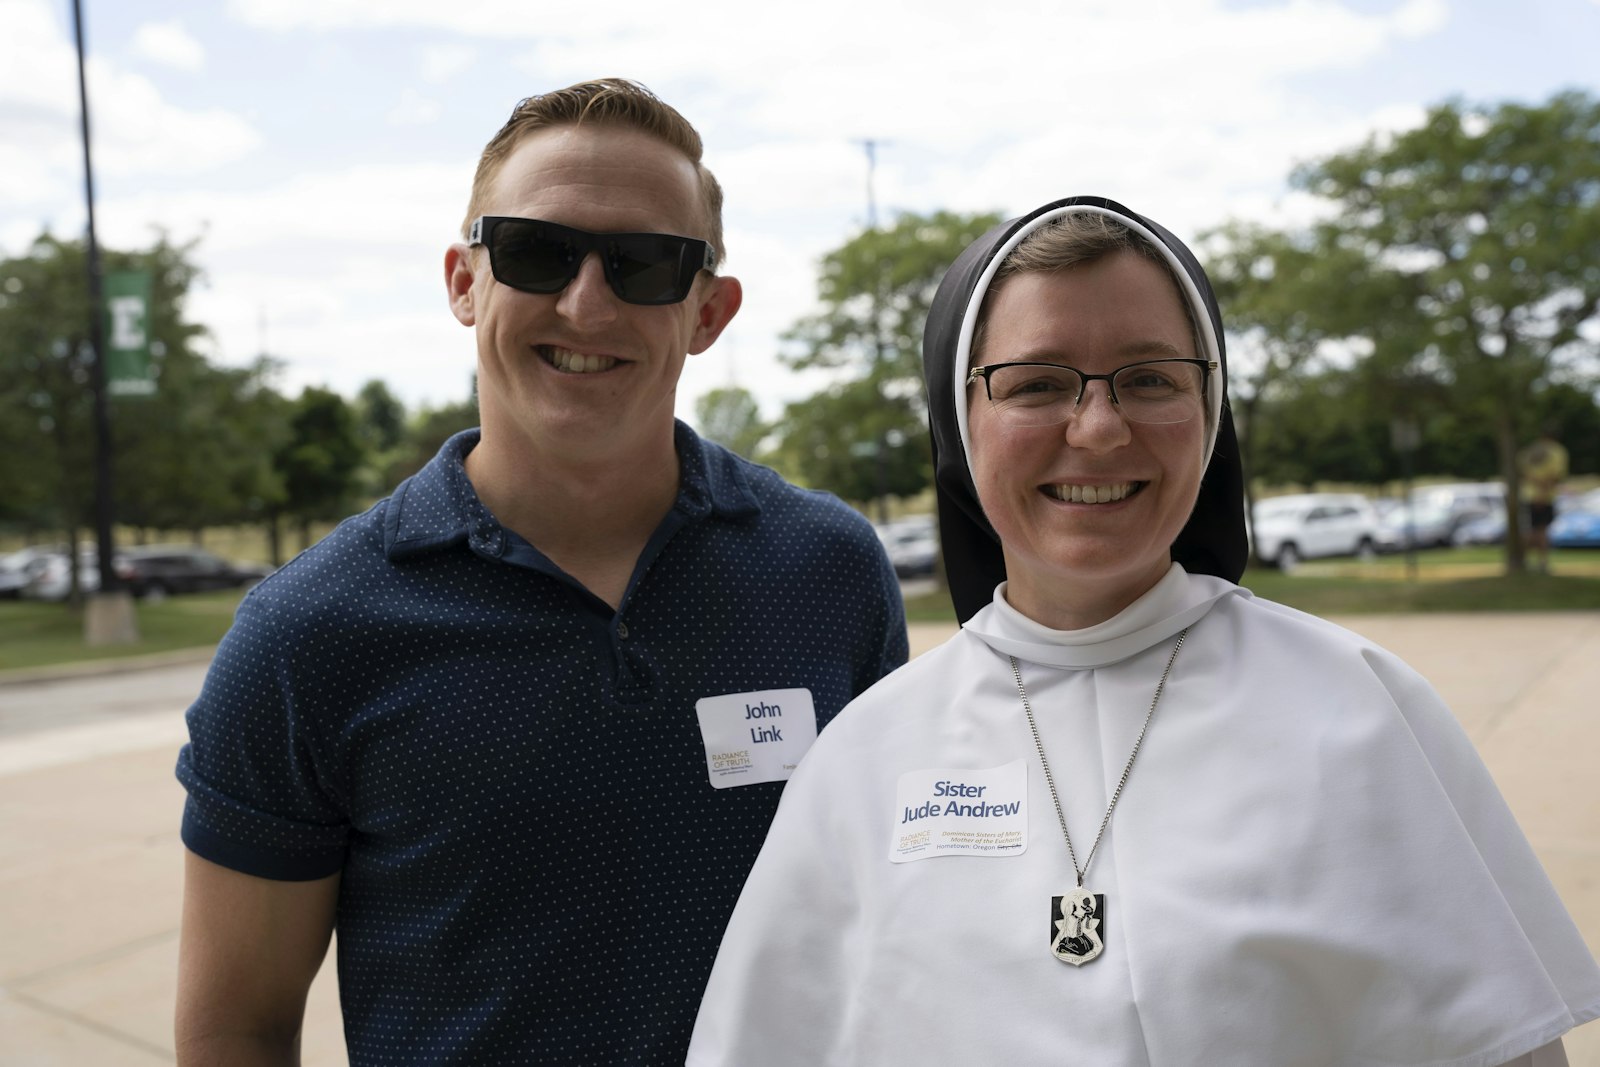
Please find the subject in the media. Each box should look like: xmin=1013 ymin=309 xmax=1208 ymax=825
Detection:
xmin=120 ymin=545 xmax=275 ymax=599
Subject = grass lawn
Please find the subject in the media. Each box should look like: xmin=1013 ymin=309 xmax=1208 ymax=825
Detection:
xmin=0 ymin=589 xmax=246 ymax=673
xmin=6 ymin=548 xmax=1598 ymax=672
xmin=904 ymin=547 xmax=1600 ymax=622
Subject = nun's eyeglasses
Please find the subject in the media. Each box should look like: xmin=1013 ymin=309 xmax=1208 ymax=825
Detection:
xmin=966 ymin=359 xmax=1217 ymax=427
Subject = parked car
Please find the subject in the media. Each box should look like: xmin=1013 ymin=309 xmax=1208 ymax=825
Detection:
xmin=1451 ymin=508 xmax=1510 ymax=546
xmin=1250 ymin=493 xmax=1381 ymax=571
xmin=1410 ymin=482 xmax=1505 ymax=538
xmin=0 ymin=544 xmax=70 ymax=599
xmin=875 ymin=517 xmax=939 ymax=578
xmin=22 ymin=548 xmax=106 ymax=601
xmin=118 ymin=545 xmax=275 ymax=598
xmin=1549 ymin=489 xmax=1600 ymax=549
xmin=1375 ymin=498 xmax=1458 ymax=551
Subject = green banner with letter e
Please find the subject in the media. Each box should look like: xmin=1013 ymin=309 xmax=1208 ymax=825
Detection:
xmin=105 ymin=270 xmax=155 ymax=397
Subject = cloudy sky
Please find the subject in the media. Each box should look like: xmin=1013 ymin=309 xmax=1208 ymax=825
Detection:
xmin=3 ymin=0 xmax=1597 ymax=426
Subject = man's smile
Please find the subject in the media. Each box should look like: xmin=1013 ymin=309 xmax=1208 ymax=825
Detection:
xmin=539 ymin=344 xmax=620 ymax=373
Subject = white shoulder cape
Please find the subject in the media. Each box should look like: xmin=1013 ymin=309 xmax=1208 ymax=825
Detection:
xmin=689 ymin=566 xmax=1600 ymax=1067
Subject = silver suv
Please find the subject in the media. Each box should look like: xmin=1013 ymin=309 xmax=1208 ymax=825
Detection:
xmin=1251 ymin=493 xmax=1381 ymax=571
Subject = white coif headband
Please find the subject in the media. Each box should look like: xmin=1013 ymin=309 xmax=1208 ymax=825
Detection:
xmin=950 ymin=205 xmax=1225 ymax=477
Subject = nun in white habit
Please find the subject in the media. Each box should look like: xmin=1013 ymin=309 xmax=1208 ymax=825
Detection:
xmin=687 ymin=197 xmax=1600 ymax=1067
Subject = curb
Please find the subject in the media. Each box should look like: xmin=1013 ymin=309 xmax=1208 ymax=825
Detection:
xmin=0 ymin=646 xmax=216 ymax=688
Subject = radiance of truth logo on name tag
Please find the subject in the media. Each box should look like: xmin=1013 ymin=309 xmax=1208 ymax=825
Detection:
xmin=695 ymin=688 xmax=817 ymax=789
xmin=889 ymin=759 xmax=1028 ymax=863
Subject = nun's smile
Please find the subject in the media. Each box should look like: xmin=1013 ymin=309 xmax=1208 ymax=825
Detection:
xmin=966 ymin=252 xmax=1206 ymax=629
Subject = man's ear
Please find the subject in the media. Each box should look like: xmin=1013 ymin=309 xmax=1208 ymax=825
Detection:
xmin=687 ymin=275 xmax=743 ymax=355
xmin=445 ymin=243 xmax=478 ymax=327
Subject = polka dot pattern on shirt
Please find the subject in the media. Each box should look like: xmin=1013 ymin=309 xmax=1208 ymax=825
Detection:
xmin=177 ymin=423 xmax=909 ymax=1065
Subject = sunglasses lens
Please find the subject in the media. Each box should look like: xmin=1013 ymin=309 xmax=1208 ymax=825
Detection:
xmin=489 ymin=220 xmax=578 ymax=294
xmin=480 ymin=218 xmax=706 ymax=305
xmin=606 ymin=235 xmax=699 ymax=305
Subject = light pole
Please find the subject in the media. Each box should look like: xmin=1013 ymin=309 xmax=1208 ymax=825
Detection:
xmin=73 ymin=0 xmax=137 ymax=644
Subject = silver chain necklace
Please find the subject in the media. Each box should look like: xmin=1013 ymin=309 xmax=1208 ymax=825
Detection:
xmin=1008 ymin=626 xmax=1189 ymax=966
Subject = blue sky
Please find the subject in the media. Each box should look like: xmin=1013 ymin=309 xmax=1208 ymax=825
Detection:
xmin=3 ymin=0 xmax=1597 ymax=423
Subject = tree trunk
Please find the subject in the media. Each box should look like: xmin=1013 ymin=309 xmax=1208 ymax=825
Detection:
xmin=1496 ymin=405 xmax=1525 ymax=576
xmin=266 ymin=514 xmax=282 ymax=568
xmin=1237 ymin=396 xmax=1261 ymax=566
xmin=65 ymin=522 xmax=83 ymax=608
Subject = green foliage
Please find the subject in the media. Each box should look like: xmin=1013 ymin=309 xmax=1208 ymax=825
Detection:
xmin=0 ymin=233 xmax=288 ymax=538
xmin=1206 ymin=91 xmax=1600 ymax=569
xmin=356 ymin=379 xmax=407 ymax=452
xmin=274 ymin=387 xmax=364 ymax=535
xmin=695 ymin=386 xmax=768 ymax=458
xmin=1293 ymin=91 xmax=1600 ymax=567
xmin=387 ymin=398 xmax=479 ymax=485
xmin=782 ymin=210 xmax=1002 ymax=381
xmin=767 ymin=377 xmax=930 ymax=501
xmin=772 ymin=210 xmax=1000 ymax=503
xmin=353 ymin=379 xmax=409 ymax=497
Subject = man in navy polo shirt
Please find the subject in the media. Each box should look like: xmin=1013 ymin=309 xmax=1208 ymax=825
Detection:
xmin=173 ymin=79 xmax=907 ymax=1065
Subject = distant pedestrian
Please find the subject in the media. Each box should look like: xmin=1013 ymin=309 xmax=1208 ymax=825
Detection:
xmin=1520 ymin=428 xmax=1568 ymax=572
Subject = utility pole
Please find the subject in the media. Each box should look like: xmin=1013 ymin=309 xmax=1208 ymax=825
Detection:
xmin=74 ymin=0 xmax=137 ymax=644
xmin=854 ymin=138 xmax=891 ymax=524
xmin=856 ymin=138 xmax=881 ymax=230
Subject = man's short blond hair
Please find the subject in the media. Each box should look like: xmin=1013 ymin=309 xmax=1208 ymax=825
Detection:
xmin=462 ymin=78 xmax=726 ymax=268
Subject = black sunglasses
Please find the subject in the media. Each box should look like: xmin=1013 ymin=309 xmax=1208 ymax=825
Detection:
xmin=468 ymin=216 xmax=715 ymax=306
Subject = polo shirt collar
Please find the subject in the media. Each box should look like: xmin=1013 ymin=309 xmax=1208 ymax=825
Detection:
xmin=383 ymin=422 xmax=760 ymax=562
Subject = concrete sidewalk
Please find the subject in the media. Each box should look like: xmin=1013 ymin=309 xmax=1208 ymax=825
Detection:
xmin=2 ymin=613 xmax=1598 ymax=1065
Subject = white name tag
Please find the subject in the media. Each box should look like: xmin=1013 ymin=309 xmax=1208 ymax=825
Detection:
xmin=695 ymin=688 xmax=818 ymax=789
xmin=889 ymin=760 xmax=1028 ymax=863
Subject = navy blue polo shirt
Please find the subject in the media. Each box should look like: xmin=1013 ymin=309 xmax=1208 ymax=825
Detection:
xmin=177 ymin=422 xmax=908 ymax=1065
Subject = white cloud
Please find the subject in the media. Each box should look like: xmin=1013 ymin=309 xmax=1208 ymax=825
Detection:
xmin=388 ymin=88 xmax=442 ymax=126
xmin=131 ymin=19 xmax=207 ymax=72
xmin=421 ymin=43 xmax=475 ymax=84
xmin=9 ymin=0 xmax=1590 ymax=434
xmin=95 ymin=159 xmax=472 ymax=405
xmin=0 ymin=0 xmax=258 ymax=221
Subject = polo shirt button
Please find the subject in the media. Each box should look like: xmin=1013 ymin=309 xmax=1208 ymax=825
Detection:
xmin=617 ymin=622 xmax=630 ymax=639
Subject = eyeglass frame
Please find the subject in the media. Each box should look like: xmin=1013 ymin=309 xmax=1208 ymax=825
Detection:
xmin=965 ymin=358 xmax=1219 ymax=424
xmin=467 ymin=215 xmax=717 ymax=306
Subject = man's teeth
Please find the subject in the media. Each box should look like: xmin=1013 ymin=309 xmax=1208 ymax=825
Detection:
xmin=1047 ymin=483 xmax=1138 ymax=504
xmin=545 ymin=347 xmax=618 ymax=373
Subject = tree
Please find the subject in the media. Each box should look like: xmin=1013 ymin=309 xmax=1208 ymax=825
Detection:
xmin=0 ymin=236 xmax=106 ymax=553
xmin=695 ymin=386 xmax=768 ymax=459
xmin=356 ymin=379 xmax=407 ymax=451
xmin=0 ymin=232 xmax=283 ymax=591
xmin=1247 ymin=366 xmax=1408 ymax=488
xmin=354 ymin=379 xmax=409 ymax=497
xmin=386 ymin=397 xmax=480 ymax=487
xmin=1292 ymin=90 xmax=1600 ymax=571
xmin=773 ymin=210 xmax=1001 ymax=506
xmin=1204 ymin=223 xmax=1353 ymax=538
xmin=768 ymin=377 xmax=930 ymax=501
xmin=275 ymin=386 xmax=365 ymax=551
